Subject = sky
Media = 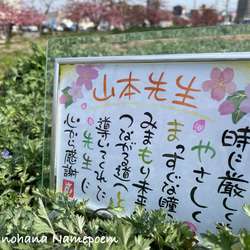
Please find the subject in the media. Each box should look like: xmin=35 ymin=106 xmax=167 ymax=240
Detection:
xmin=24 ymin=0 xmax=239 ymax=13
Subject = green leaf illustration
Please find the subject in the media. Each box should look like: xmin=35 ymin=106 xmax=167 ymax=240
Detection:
xmin=226 ymin=90 xmax=248 ymax=124
xmin=62 ymin=86 xmax=73 ymax=108
xmin=232 ymin=109 xmax=246 ymax=124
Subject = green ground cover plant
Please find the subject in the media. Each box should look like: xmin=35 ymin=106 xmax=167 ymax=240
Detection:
xmin=0 ymin=27 xmax=250 ymax=249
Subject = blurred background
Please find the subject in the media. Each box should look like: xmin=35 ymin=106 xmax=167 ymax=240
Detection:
xmin=1 ymin=0 xmax=249 ymax=41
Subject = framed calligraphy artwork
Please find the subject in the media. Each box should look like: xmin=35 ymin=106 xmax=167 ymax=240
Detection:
xmin=51 ymin=53 xmax=250 ymax=238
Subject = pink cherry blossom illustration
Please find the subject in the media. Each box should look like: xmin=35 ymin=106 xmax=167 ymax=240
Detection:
xmin=218 ymin=100 xmax=235 ymax=115
xmin=239 ymin=83 xmax=250 ymax=113
xmin=87 ymin=117 xmax=94 ymax=126
xmin=193 ymin=120 xmax=205 ymax=133
xmin=68 ymin=81 xmax=84 ymax=103
xmin=202 ymin=67 xmax=237 ymax=101
xmin=81 ymin=103 xmax=87 ymax=110
xmin=76 ymin=65 xmax=98 ymax=90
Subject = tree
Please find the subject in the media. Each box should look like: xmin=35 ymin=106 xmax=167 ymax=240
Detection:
xmin=34 ymin=0 xmax=55 ymax=15
xmin=0 ymin=1 xmax=20 ymax=43
xmin=145 ymin=6 xmax=167 ymax=27
xmin=172 ymin=16 xmax=190 ymax=27
xmin=190 ymin=8 xmax=218 ymax=27
xmin=84 ymin=0 xmax=110 ymax=30
xmin=31 ymin=0 xmax=56 ymax=34
xmin=19 ymin=2 xmax=47 ymax=36
xmin=104 ymin=7 xmax=124 ymax=30
xmin=200 ymin=9 xmax=218 ymax=26
xmin=124 ymin=5 xmax=146 ymax=26
xmin=61 ymin=0 xmax=86 ymax=32
xmin=0 ymin=1 xmax=46 ymax=43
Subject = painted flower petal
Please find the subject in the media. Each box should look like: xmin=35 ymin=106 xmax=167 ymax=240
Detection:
xmin=68 ymin=81 xmax=84 ymax=103
xmin=218 ymin=100 xmax=235 ymax=115
xmin=76 ymin=65 xmax=85 ymax=75
xmin=87 ymin=117 xmax=94 ymax=126
xmin=59 ymin=94 xmax=67 ymax=104
xmin=84 ymin=80 xmax=93 ymax=90
xmin=202 ymin=80 xmax=215 ymax=91
xmin=81 ymin=103 xmax=87 ymax=110
xmin=75 ymin=91 xmax=83 ymax=102
xmin=71 ymin=80 xmax=78 ymax=89
xmin=193 ymin=120 xmax=205 ymax=133
xmin=223 ymin=67 xmax=234 ymax=83
xmin=225 ymin=81 xmax=237 ymax=95
xmin=244 ymin=83 xmax=250 ymax=97
xmin=211 ymin=87 xmax=226 ymax=101
xmin=239 ymin=98 xmax=250 ymax=113
xmin=76 ymin=76 xmax=84 ymax=87
xmin=210 ymin=67 xmax=222 ymax=80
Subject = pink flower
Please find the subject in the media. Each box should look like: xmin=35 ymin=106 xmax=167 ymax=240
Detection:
xmin=76 ymin=65 xmax=98 ymax=90
xmin=68 ymin=81 xmax=84 ymax=103
xmin=202 ymin=67 xmax=237 ymax=101
xmin=218 ymin=100 xmax=235 ymax=115
xmin=239 ymin=84 xmax=250 ymax=113
xmin=59 ymin=94 xmax=67 ymax=104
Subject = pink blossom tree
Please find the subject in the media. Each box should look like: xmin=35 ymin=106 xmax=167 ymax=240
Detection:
xmin=124 ymin=5 xmax=146 ymax=26
xmin=61 ymin=0 xmax=86 ymax=32
xmin=0 ymin=1 xmax=20 ymax=42
xmin=190 ymin=8 xmax=218 ymax=27
xmin=18 ymin=2 xmax=47 ymax=36
xmin=145 ymin=6 xmax=167 ymax=27
xmin=103 ymin=4 xmax=124 ymax=29
xmin=84 ymin=0 xmax=110 ymax=31
xmin=0 ymin=1 xmax=46 ymax=42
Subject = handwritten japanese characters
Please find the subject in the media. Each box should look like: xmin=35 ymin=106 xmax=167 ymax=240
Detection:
xmin=54 ymin=59 xmax=250 ymax=238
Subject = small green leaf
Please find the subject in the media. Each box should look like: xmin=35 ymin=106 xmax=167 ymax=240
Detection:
xmin=133 ymin=235 xmax=153 ymax=250
xmin=33 ymin=198 xmax=60 ymax=241
xmin=56 ymin=219 xmax=77 ymax=236
xmin=108 ymin=197 xmax=114 ymax=209
xmin=243 ymin=203 xmax=250 ymax=218
xmin=33 ymin=213 xmax=54 ymax=235
xmin=72 ymin=214 xmax=86 ymax=235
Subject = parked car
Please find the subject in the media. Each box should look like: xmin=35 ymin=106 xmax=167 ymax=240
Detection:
xmin=29 ymin=26 xmax=38 ymax=32
xmin=56 ymin=25 xmax=64 ymax=31
xmin=21 ymin=25 xmax=38 ymax=32
xmin=63 ymin=26 xmax=73 ymax=31
xmin=41 ymin=25 xmax=52 ymax=32
xmin=21 ymin=26 xmax=29 ymax=31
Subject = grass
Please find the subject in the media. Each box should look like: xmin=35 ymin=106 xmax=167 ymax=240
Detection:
xmin=1 ymin=27 xmax=250 ymax=81
xmin=0 ymin=37 xmax=46 ymax=80
xmin=0 ymin=30 xmax=114 ymax=80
